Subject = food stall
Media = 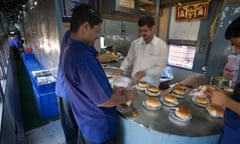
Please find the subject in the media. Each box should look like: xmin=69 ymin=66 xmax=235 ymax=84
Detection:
xmin=103 ymin=64 xmax=224 ymax=144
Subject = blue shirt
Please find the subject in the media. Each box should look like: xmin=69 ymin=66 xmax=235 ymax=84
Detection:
xmin=8 ymin=37 xmax=20 ymax=49
xmin=63 ymin=39 xmax=118 ymax=143
xmin=220 ymin=83 xmax=240 ymax=144
xmin=55 ymin=30 xmax=70 ymax=98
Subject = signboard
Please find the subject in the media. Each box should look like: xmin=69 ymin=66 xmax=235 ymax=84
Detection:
xmin=60 ymin=0 xmax=98 ymax=22
xmin=176 ymin=0 xmax=211 ymax=21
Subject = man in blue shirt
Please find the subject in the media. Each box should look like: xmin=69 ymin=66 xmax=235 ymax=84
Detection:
xmin=8 ymin=32 xmax=21 ymax=59
xmin=55 ymin=29 xmax=79 ymax=144
xmin=208 ymin=16 xmax=240 ymax=144
xmin=63 ymin=4 xmax=137 ymax=144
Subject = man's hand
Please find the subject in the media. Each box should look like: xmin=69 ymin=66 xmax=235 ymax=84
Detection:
xmin=113 ymin=86 xmax=137 ymax=101
xmin=207 ymin=89 xmax=229 ymax=107
xmin=133 ymin=70 xmax=145 ymax=83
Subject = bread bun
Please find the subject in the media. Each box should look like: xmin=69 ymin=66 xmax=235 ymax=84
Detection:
xmin=164 ymin=94 xmax=178 ymax=104
xmin=175 ymin=105 xmax=191 ymax=120
xmin=207 ymin=104 xmax=224 ymax=116
xmin=138 ymin=81 xmax=148 ymax=88
xmin=195 ymin=96 xmax=209 ymax=105
xmin=174 ymin=84 xmax=186 ymax=91
xmin=146 ymin=97 xmax=160 ymax=108
xmin=147 ymin=86 xmax=159 ymax=94
xmin=172 ymin=88 xmax=185 ymax=96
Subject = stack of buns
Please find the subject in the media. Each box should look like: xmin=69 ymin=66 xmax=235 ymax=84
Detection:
xmin=147 ymin=86 xmax=159 ymax=95
xmin=138 ymin=81 xmax=149 ymax=89
xmin=175 ymin=105 xmax=191 ymax=120
xmin=207 ymin=104 xmax=224 ymax=116
xmin=146 ymin=97 xmax=161 ymax=108
xmin=172 ymin=84 xmax=186 ymax=96
xmin=164 ymin=94 xmax=178 ymax=105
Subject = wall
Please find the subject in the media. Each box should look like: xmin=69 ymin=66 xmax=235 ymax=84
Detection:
xmin=103 ymin=19 xmax=138 ymax=56
xmin=159 ymin=8 xmax=170 ymax=41
xmin=23 ymin=0 xmax=60 ymax=74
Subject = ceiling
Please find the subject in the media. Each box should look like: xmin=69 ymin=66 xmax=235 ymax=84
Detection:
xmin=0 ymin=0 xmax=208 ymax=23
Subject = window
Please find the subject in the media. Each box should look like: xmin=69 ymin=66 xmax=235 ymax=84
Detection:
xmin=168 ymin=42 xmax=196 ymax=70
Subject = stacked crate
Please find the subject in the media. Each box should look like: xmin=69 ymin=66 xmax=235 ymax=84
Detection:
xmin=22 ymin=52 xmax=58 ymax=119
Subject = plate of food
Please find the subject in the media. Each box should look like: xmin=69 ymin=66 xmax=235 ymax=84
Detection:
xmin=192 ymin=96 xmax=209 ymax=107
xmin=142 ymin=97 xmax=161 ymax=110
xmin=160 ymin=94 xmax=179 ymax=107
xmin=145 ymin=86 xmax=160 ymax=96
xmin=169 ymin=104 xmax=192 ymax=122
xmin=205 ymin=104 xmax=224 ymax=118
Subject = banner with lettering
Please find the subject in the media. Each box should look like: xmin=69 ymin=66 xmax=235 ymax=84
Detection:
xmin=176 ymin=0 xmax=211 ymax=21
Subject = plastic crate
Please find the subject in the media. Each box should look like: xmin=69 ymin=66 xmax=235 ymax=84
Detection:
xmin=33 ymin=76 xmax=56 ymax=93
xmin=32 ymin=86 xmax=59 ymax=119
xmin=22 ymin=52 xmax=35 ymax=60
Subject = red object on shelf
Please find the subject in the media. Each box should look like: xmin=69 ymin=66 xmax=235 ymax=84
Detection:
xmin=25 ymin=48 xmax=32 ymax=52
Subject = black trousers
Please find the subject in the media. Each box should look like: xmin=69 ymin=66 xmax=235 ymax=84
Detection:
xmin=58 ymin=96 xmax=117 ymax=144
xmin=57 ymin=96 xmax=79 ymax=144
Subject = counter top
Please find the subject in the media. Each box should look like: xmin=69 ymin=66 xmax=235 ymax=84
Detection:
xmin=117 ymin=89 xmax=224 ymax=137
xmin=103 ymin=62 xmax=223 ymax=137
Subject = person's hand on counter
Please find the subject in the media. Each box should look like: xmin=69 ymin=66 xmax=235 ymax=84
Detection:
xmin=113 ymin=86 xmax=138 ymax=102
xmin=98 ymin=87 xmax=137 ymax=107
xmin=133 ymin=70 xmax=145 ymax=83
xmin=207 ymin=88 xmax=240 ymax=116
xmin=207 ymin=89 xmax=228 ymax=107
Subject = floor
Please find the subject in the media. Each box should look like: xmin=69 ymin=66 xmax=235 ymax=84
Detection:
xmin=26 ymin=120 xmax=66 ymax=144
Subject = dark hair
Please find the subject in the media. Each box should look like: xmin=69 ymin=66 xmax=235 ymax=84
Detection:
xmin=70 ymin=4 xmax=102 ymax=32
xmin=138 ymin=15 xmax=155 ymax=27
xmin=225 ymin=16 xmax=240 ymax=40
